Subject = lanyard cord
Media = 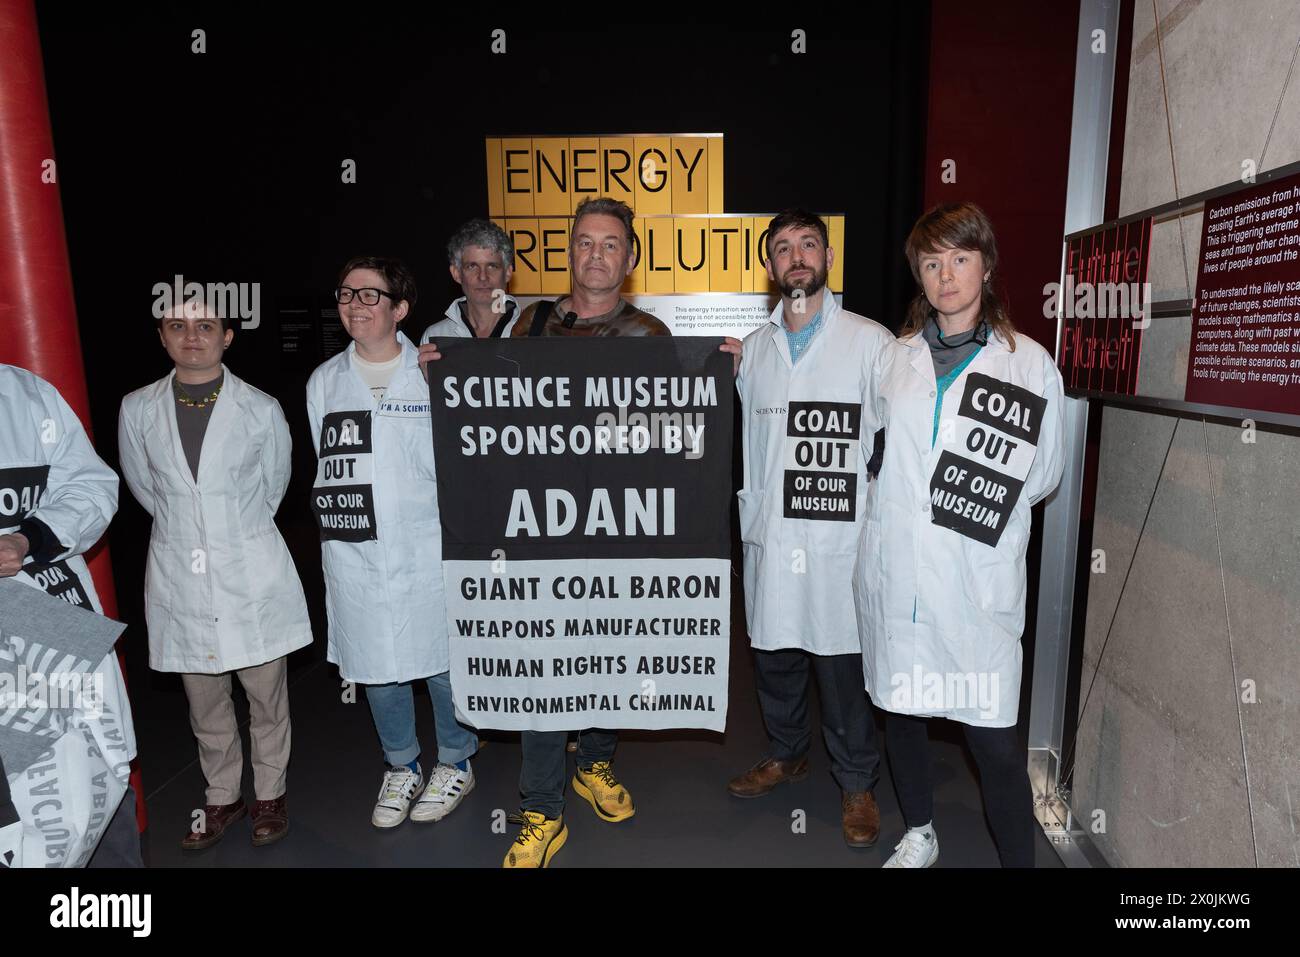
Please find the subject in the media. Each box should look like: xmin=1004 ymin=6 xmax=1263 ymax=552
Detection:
xmin=932 ymin=318 xmax=988 ymax=350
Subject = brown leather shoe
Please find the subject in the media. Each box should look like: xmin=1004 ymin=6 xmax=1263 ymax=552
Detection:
xmin=250 ymin=795 xmax=289 ymax=847
xmin=842 ymin=790 xmax=880 ymax=847
xmin=727 ymin=757 xmax=809 ymax=798
xmin=180 ymin=799 xmax=246 ymax=850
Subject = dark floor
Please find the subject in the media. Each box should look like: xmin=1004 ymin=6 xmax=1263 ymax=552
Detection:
xmin=126 ymin=611 xmax=1063 ymax=869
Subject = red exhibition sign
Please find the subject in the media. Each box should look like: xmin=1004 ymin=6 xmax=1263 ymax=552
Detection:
xmin=1056 ymin=217 xmax=1152 ymax=395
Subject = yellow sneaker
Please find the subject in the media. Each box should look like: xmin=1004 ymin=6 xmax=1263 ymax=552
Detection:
xmin=503 ymin=811 xmax=567 ymax=868
xmin=572 ymin=761 xmax=636 ymax=822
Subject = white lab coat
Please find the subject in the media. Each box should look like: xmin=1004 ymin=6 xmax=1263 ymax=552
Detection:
xmin=853 ymin=328 xmax=1065 ymax=727
xmin=420 ymin=295 xmax=520 ymax=342
xmin=306 ymin=333 xmax=447 ymax=684
xmin=117 ymin=367 xmax=313 ymax=674
xmin=736 ymin=294 xmax=895 ymax=655
xmin=0 ymin=363 xmax=138 ymax=867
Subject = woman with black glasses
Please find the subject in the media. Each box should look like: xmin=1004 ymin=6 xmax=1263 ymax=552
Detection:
xmin=307 ymin=256 xmax=478 ymax=833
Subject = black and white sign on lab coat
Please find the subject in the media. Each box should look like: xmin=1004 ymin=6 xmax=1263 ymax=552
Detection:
xmin=928 ymin=373 xmax=1047 ymax=547
xmin=427 ymin=338 xmax=732 ymax=732
xmin=784 ymin=401 xmax=861 ymax=520
xmin=0 ymin=464 xmax=92 ymax=610
xmin=311 ymin=410 xmax=377 ymax=542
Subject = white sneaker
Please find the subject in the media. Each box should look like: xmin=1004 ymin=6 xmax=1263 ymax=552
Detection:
xmin=410 ymin=763 xmax=475 ymax=823
xmin=372 ymin=764 xmax=423 ymax=828
xmin=882 ymin=824 xmax=939 ymax=868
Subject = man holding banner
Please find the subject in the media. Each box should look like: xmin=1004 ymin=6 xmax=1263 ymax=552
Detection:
xmin=730 ymin=210 xmax=893 ymax=848
xmin=504 ymin=200 xmax=665 ymax=864
xmin=508 ymin=199 xmax=668 ymax=339
xmin=423 ymin=197 xmax=736 ymax=868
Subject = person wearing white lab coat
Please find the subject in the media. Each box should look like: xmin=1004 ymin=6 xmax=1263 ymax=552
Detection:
xmin=0 ymin=363 xmax=140 ymax=867
xmin=308 ymin=255 xmax=477 ymax=830
xmin=420 ymin=218 xmax=520 ymax=343
xmin=118 ymin=302 xmax=312 ymax=849
xmin=853 ymin=202 xmax=1065 ymax=868
xmin=729 ymin=209 xmax=895 ymax=849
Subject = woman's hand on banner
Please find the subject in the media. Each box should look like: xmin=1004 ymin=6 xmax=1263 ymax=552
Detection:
xmin=418 ymin=342 xmax=442 ymax=381
xmin=720 ymin=337 xmax=742 ymax=377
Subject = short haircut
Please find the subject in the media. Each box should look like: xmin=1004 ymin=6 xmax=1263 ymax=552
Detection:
xmin=765 ymin=209 xmax=830 ymax=260
xmin=336 ymin=255 xmax=418 ymax=313
xmin=903 ymin=201 xmax=999 ymax=283
xmin=899 ymin=202 xmax=1017 ymax=349
xmin=572 ymin=196 xmax=636 ymax=252
xmin=447 ymin=218 xmax=514 ymax=270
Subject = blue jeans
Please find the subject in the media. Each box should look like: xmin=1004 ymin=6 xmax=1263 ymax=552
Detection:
xmin=519 ymin=729 xmax=617 ymax=818
xmin=364 ymin=672 xmax=477 ymax=767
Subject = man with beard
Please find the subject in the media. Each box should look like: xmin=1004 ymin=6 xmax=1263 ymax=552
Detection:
xmin=728 ymin=209 xmax=895 ymax=848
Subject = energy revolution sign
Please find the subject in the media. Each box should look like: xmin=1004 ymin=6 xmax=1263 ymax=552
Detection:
xmin=485 ymin=134 xmax=846 ymax=337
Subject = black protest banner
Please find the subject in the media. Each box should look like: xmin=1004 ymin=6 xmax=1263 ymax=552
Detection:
xmin=428 ymin=337 xmax=732 ymax=731
xmin=929 ymin=372 xmax=1047 ymax=547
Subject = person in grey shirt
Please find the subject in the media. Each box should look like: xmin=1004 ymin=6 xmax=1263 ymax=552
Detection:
xmin=119 ymin=299 xmax=313 ymax=850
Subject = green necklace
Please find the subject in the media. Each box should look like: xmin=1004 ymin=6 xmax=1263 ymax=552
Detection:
xmin=174 ymin=377 xmax=223 ymax=409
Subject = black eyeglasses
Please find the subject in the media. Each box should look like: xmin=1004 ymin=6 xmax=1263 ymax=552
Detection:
xmin=335 ymin=286 xmax=398 ymax=306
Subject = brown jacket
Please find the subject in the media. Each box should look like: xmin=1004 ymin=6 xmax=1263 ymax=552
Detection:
xmin=510 ymin=298 xmax=670 ymax=337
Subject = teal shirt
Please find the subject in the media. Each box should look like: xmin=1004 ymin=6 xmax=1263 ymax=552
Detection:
xmin=931 ymin=349 xmax=982 ymax=447
xmin=918 ymin=327 xmax=982 ymax=622
xmin=784 ymin=311 xmax=824 ymax=364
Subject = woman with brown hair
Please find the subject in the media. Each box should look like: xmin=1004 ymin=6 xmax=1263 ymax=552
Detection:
xmin=853 ymin=202 xmax=1066 ymax=867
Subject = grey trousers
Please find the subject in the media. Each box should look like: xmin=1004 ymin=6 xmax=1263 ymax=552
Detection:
xmin=181 ymin=656 xmax=290 ymax=804
xmin=753 ymin=647 xmax=880 ymax=793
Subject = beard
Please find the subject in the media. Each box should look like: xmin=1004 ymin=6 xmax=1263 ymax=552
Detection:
xmin=776 ymin=262 xmax=828 ymax=299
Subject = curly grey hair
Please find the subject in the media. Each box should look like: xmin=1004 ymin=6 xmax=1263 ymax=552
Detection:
xmin=447 ymin=218 xmax=514 ymax=269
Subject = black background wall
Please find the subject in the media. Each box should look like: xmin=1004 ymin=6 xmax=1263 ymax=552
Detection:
xmin=35 ymin=7 xmax=929 ymax=695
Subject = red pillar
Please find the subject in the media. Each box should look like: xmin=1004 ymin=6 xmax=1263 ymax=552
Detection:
xmin=0 ymin=0 xmax=146 ymax=831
